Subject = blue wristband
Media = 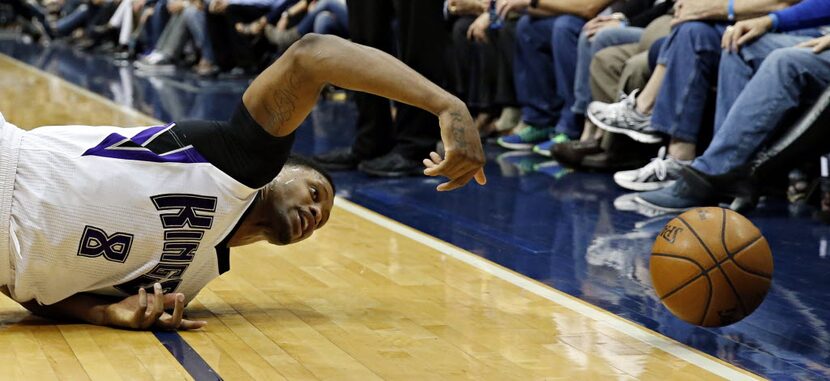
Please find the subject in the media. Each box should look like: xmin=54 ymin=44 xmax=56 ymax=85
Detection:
xmin=769 ymin=13 xmax=780 ymax=31
xmin=728 ymin=0 xmax=736 ymax=21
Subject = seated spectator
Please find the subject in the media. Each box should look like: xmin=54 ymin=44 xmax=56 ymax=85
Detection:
xmin=537 ymin=0 xmax=674 ymax=158
xmin=587 ymin=0 xmax=807 ymax=192
xmin=134 ymin=0 xmax=218 ymax=76
xmin=636 ymin=0 xmax=830 ymax=210
xmin=53 ymin=0 xmax=117 ymax=42
xmin=7 ymin=0 xmax=54 ymax=41
xmin=450 ymin=0 xmax=521 ymax=137
xmin=555 ymin=14 xmax=671 ymax=171
xmin=494 ymin=0 xmax=614 ymax=151
xmin=263 ymin=0 xmax=349 ymax=51
xmin=206 ymin=0 xmax=273 ymax=72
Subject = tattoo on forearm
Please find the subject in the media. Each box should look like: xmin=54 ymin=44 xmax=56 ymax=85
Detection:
xmin=449 ymin=111 xmax=467 ymax=150
xmin=265 ymin=71 xmax=300 ymax=130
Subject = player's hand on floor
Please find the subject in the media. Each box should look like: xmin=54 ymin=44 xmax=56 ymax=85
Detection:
xmin=103 ymin=283 xmax=207 ymax=331
xmin=426 ymin=106 xmax=487 ymax=191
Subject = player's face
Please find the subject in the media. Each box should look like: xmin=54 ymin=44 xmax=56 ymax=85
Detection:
xmin=265 ymin=166 xmax=334 ymax=245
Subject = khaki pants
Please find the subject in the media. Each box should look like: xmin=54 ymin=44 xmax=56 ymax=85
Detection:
xmin=589 ymin=15 xmax=672 ymax=104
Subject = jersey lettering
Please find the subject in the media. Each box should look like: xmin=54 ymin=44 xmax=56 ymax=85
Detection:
xmin=114 ymin=194 xmax=217 ymax=295
xmin=77 ymin=225 xmax=134 ymax=263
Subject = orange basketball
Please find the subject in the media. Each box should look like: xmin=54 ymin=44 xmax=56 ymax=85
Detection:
xmin=650 ymin=207 xmax=773 ymax=327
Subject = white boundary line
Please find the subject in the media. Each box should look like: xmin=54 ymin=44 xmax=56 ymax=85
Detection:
xmin=336 ymin=197 xmax=762 ymax=381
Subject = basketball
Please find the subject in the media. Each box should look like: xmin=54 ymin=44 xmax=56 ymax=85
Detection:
xmin=650 ymin=207 xmax=773 ymax=327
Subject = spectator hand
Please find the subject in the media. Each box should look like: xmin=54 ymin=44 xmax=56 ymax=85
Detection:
xmin=132 ymin=0 xmax=146 ymax=13
xmin=167 ymin=0 xmax=185 ymax=14
xmin=103 ymin=283 xmax=207 ymax=331
xmin=209 ymin=0 xmax=229 ymax=14
xmin=497 ymin=0 xmax=530 ymax=19
xmin=424 ymin=105 xmax=487 ymax=191
xmin=583 ymin=14 xmax=623 ymax=39
xmin=276 ymin=13 xmax=290 ymax=31
xmin=796 ymin=35 xmax=830 ymax=54
xmin=721 ymin=16 xmax=773 ymax=52
xmin=467 ymin=12 xmax=491 ymax=43
xmin=672 ymin=0 xmax=727 ymax=26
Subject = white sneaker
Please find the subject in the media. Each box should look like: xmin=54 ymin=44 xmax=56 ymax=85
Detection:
xmin=613 ymin=147 xmax=692 ymax=191
xmin=587 ymin=90 xmax=662 ymax=144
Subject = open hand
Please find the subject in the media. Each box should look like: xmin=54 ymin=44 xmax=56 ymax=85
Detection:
xmin=583 ymin=14 xmax=623 ymax=39
xmin=424 ymin=106 xmax=487 ymax=191
xmin=103 ymin=283 xmax=207 ymax=331
xmin=672 ymin=0 xmax=727 ymax=26
xmin=796 ymin=35 xmax=830 ymax=54
xmin=721 ymin=16 xmax=773 ymax=52
xmin=496 ymin=0 xmax=530 ymax=19
xmin=467 ymin=12 xmax=491 ymax=43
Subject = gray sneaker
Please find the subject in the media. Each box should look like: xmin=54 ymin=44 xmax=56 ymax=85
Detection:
xmin=613 ymin=147 xmax=692 ymax=191
xmin=587 ymin=90 xmax=662 ymax=144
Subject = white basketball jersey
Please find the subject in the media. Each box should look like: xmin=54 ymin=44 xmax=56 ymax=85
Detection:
xmin=7 ymin=123 xmax=257 ymax=305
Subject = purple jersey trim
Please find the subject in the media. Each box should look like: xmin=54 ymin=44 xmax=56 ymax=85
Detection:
xmin=82 ymin=124 xmax=209 ymax=164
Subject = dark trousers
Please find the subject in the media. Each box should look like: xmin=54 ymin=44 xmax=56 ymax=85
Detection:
xmin=207 ymin=4 xmax=270 ymax=70
xmin=346 ymin=0 xmax=448 ymax=159
xmin=451 ymin=17 xmax=517 ymax=112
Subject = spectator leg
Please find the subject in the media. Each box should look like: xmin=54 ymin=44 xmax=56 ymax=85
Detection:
xmin=183 ymin=6 xmax=215 ymax=64
xmin=572 ymin=26 xmax=643 ymax=116
xmin=714 ymin=33 xmax=809 ymax=132
xmin=693 ymin=48 xmax=830 ymax=175
xmin=549 ymin=15 xmax=585 ymax=138
xmin=514 ymin=15 xmax=560 ymax=127
xmin=390 ymin=0 xmax=448 ymax=158
xmin=650 ymin=22 xmax=726 ymax=144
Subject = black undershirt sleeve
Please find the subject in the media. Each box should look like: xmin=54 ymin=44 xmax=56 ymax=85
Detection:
xmin=171 ymin=103 xmax=296 ymax=189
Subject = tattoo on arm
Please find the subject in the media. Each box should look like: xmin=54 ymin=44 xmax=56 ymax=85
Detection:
xmin=264 ymin=71 xmax=300 ymax=132
xmin=449 ymin=111 xmax=467 ymax=150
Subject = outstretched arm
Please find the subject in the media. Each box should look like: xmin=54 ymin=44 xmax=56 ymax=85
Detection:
xmin=243 ymin=34 xmax=486 ymax=191
xmin=1 ymin=283 xmax=205 ymax=330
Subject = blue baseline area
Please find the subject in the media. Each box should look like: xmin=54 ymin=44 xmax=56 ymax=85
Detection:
xmin=2 ymin=40 xmax=829 ymax=380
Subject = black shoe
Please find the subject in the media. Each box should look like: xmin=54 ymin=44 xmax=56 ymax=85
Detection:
xmin=552 ymin=139 xmax=602 ymax=168
xmin=358 ymin=152 xmax=423 ymax=177
xmin=312 ymin=147 xmax=363 ymax=171
xmin=580 ymin=151 xmax=648 ymax=172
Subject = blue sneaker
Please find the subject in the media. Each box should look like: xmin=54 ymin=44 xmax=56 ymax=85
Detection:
xmin=497 ymin=125 xmax=555 ymax=150
xmin=635 ymin=168 xmax=716 ymax=212
xmin=532 ymin=133 xmax=571 ymax=157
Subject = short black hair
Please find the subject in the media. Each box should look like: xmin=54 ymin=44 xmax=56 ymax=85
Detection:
xmin=285 ymin=154 xmax=336 ymax=195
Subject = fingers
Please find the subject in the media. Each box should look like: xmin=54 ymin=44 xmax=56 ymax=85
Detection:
xmin=437 ymin=170 xmax=477 ymax=192
xmin=178 ymin=319 xmax=208 ymax=330
xmin=735 ymin=29 xmax=761 ymax=50
xmin=133 ymin=287 xmax=149 ymax=325
xmin=813 ymin=37 xmax=830 ymax=53
xmin=143 ymin=283 xmax=165 ymax=328
xmin=474 ymin=168 xmax=487 ymax=185
xmin=155 ymin=293 xmax=185 ymax=330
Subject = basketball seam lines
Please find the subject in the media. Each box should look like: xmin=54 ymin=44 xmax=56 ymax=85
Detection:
xmin=678 ymin=215 xmax=748 ymax=318
xmin=721 ymin=235 xmax=772 ymax=279
xmin=719 ymin=210 xmax=750 ymax=315
xmin=650 ymin=253 xmax=709 ymax=299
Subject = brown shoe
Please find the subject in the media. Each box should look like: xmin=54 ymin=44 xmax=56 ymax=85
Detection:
xmin=552 ymin=139 xmax=602 ymax=168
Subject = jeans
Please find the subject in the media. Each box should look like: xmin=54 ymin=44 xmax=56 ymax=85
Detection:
xmin=514 ymin=14 xmax=585 ymax=137
xmin=54 ymin=1 xmax=92 ymax=36
xmin=572 ymin=26 xmax=643 ymax=115
xmin=182 ymin=6 xmax=215 ymax=63
xmin=693 ymin=44 xmax=830 ymax=175
xmin=296 ymin=0 xmax=348 ymax=37
xmin=145 ymin=0 xmax=171 ymax=51
xmin=651 ymin=22 xmax=727 ymax=143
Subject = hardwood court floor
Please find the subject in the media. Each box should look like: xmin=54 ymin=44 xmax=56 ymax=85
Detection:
xmin=0 ymin=54 xmax=761 ymax=380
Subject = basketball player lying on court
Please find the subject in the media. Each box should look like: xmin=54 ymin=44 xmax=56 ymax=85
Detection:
xmin=0 ymin=34 xmax=486 ymax=330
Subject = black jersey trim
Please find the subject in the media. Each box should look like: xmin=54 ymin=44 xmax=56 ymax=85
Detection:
xmin=172 ymin=102 xmax=296 ymax=189
xmin=215 ymin=196 xmax=259 ymax=274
